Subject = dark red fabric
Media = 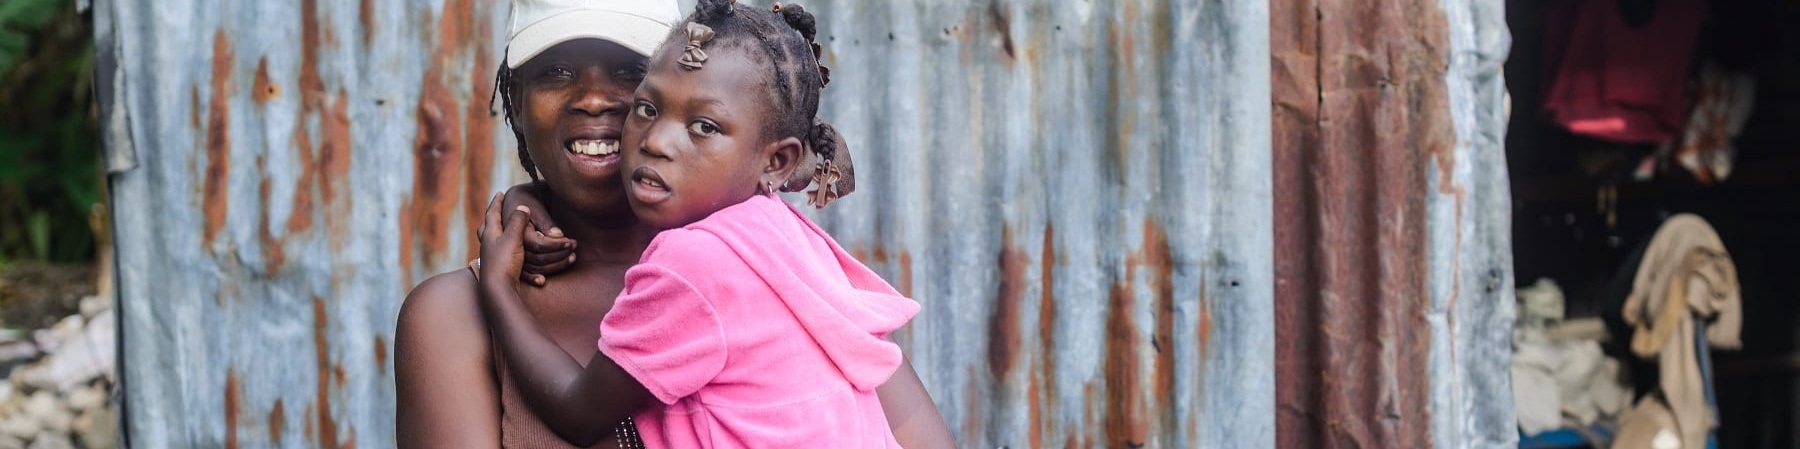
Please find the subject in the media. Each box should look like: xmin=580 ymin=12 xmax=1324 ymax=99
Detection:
xmin=1542 ymin=0 xmax=1706 ymax=144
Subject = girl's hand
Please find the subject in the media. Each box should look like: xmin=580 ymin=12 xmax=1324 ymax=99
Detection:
xmin=504 ymin=183 xmax=577 ymax=286
xmin=478 ymin=192 xmax=531 ymax=291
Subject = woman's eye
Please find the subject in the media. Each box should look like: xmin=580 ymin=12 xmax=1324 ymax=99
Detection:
xmin=633 ymin=103 xmax=657 ymax=119
xmin=614 ymin=65 xmax=647 ymax=82
xmin=687 ymin=121 xmax=719 ymax=136
xmin=545 ymin=67 xmax=574 ymax=80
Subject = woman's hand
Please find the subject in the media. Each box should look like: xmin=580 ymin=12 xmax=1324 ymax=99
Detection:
xmin=504 ymin=183 xmax=578 ymax=286
xmin=478 ymin=192 xmax=530 ymax=292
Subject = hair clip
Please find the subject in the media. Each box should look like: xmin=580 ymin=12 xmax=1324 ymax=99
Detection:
xmin=806 ymin=160 xmax=843 ymax=208
xmin=678 ymin=22 xmax=715 ymax=70
xmin=771 ymin=2 xmax=783 ymax=12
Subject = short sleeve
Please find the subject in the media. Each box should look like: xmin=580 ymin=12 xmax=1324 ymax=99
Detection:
xmin=597 ymin=263 xmax=727 ymax=405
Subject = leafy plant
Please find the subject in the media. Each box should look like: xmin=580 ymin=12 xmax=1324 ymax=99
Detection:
xmin=0 ymin=0 xmax=98 ymax=264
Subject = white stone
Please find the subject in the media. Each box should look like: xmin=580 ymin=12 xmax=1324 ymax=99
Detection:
xmin=0 ymin=434 xmax=22 ymax=449
xmin=20 ymin=392 xmax=54 ymax=418
xmin=15 ymin=309 xmax=115 ymax=392
xmin=77 ymin=296 xmax=110 ymax=319
xmin=73 ymin=406 xmax=116 ymax=449
xmin=63 ymin=387 xmax=103 ymax=413
xmin=25 ymin=432 xmax=73 ymax=449
xmin=0 ymin=416 xmax=39 ymax=441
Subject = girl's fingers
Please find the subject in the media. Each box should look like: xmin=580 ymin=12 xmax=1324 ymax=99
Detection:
xmin=504 ymin=205 xmax=532 ymax=238
xmin=523 ymin=256 xmax=574 ymax=280
xmin=481 ymin=192 xmax=506 ymax=239
xmin=523 ymin=229 xmax=576 ymax=254
xmin=524 ymin=247 xmax=575 ymax=267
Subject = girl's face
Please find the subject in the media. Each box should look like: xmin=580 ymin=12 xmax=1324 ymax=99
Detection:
xmin=515 ymin=39 xmax=646 ymax=218
xmin=621 ymin=47 xmax=798 ymax=230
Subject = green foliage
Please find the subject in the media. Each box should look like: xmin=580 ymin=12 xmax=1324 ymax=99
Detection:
xmin=0 ymin=0 xmax=98 ymax=263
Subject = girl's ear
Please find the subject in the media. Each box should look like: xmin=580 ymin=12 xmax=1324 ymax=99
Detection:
xmin=761 ymin=136 xmax=805 ymax=190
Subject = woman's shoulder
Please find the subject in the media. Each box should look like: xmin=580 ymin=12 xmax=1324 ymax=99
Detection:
xmin=396 ymin=269 xmax=491 ymax=353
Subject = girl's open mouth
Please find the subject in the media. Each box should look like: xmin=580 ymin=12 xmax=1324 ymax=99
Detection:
xmin=629 ymin=165 xmax=672 ymax=204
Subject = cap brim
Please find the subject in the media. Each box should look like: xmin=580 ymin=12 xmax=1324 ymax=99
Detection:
xmin=507 ymin=9 xmax=671 ymax=68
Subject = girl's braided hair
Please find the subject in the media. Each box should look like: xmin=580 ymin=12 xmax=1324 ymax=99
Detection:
xmin=686 ymin=0 xmax=853 ymax=206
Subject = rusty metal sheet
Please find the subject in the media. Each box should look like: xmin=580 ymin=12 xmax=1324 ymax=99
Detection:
xmin=100 ymin=0 xmax=510 ymax=446
xmin=1272 ymin=0 xmax=1515 ymax=446
xmin=100 ymin=0 xmax=1274 ymax=448
xmin=797 ymin=1 xmax=1272 ymax=448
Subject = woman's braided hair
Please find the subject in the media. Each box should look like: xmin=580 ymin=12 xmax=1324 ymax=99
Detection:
xmin=493 ymin=57 xmax=541 ymax=185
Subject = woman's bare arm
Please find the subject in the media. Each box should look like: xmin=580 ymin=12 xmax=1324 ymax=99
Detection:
xmin=395 ymin=271 xmax=501 ymax=449
xmin=878 ymin=353 xmax=956 ymax=448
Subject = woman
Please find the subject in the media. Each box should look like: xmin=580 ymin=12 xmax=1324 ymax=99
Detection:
xmin=394 ymin=1 xmax=953 ymax=447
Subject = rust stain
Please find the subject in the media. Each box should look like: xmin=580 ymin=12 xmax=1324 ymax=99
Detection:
xmin=987 ymin=2 xmax=1015 ymax=62
xmin=988 ymin=227 xmax=1025 ymax=379
xmin=253 ymin=57 xmax=279 ymax=104
xmin=313 ymin=298 xmax=339 ymax=448
xmin=320 ymin=90 xmax=353 ymax=205
xmin=410 ymin=73 xmax=462 ymax=262
xmin=320 ymin=90 xmax=355 ymax=248
xmin=342 ymin=427 xmax=357 ymax=449
xmin=1104 ymin=280 xmax=1145 ymax=447
xmin=1272 ymin=0 xmax=1446 ymax=442
xmin=374 ymin=335 xmax=388 ymax=375
xmin=303 ymin=403 xmax=315 ymax=445
xmin=410 ymin=0 xmax=474 ymax=264
xmin=270 ymin=399 xmax=286 ymax=443
xmin=1027 ymin=375 xmax=1042 ymax=449
xmin=897 ymin=251 xmax=913 ymax=297
xmin=257 ymin=156 xmax=286 ymax=275
xmin=849 ymin=246 xmax=869 ymax=263
xmin=870 ymin=244 xmax=890 ymax=262
xmin=190 ymin=85 xmax=201 ymax=130
xmin=334 ymin=363 xmax=347 ymax=389
xmin=359 ymin=0 xmax=375 ymax=45
xmin=463 ymin=28 xmax=498 ymax=260
xmin=225 ymin=368 xmax=240 ymax=449
xmin=1145 ymin=220 xmax=1177 ymax=412
xmin=288 ymin=123 xmax=317 ymax=233
xmin=203 ymin=29 xmax=234 ymax=246
xmin=300 ymin=0 xmax=324 ymax=109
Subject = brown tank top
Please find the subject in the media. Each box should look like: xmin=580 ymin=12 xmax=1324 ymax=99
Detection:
xmin=493 ymin=337 xmax=643 ymax=449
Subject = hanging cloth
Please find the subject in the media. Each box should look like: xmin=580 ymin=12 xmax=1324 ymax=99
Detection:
xmin=1542 ymin=0 xmax=1707 ymax=144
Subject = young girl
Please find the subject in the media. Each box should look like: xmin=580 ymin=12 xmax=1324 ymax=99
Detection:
xmin=474 ymin=1 xmax=922 ymax=447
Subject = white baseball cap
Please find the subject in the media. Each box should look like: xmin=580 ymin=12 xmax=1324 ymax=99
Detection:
xmin=506 ymin=0 xmax=682 ymax=69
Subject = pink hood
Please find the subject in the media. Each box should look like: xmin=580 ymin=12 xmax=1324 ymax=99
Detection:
xmin=679 ymin=195 xmax=918 ymax=391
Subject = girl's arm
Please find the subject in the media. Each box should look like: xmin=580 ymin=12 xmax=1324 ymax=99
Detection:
xmin=476 ymin=193 xmax=652 ymax=446
xmin=504 ymin=181 xmax=578 ymax=286
xmin=878 ymin=352 xmax=957 ymax=448
xmin=394 ymin=271 xmax=502 ymax=449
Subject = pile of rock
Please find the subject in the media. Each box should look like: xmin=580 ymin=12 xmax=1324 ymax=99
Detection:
xmin=0 ymin=295 xmax=116 ymax=449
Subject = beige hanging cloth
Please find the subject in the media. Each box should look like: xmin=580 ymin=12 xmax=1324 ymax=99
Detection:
xmin=1613 ymin=214 xmax=1740 ymax=449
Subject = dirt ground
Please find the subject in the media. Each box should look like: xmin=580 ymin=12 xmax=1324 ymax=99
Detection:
xmin=0 ymin=263 xmax=95 ymax=330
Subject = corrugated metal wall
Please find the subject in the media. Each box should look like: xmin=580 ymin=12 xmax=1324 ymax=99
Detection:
xmin=1271 ymin=0 xmax=1515 ymax=446
xmin=799 ymin=1 xmax=1273 ymax=447
xmin=96 ymin=0 xmax=1275 ymax=448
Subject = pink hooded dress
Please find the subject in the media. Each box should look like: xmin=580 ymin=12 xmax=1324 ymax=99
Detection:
xmin=597 ymin=194 xmax=920 ymax=449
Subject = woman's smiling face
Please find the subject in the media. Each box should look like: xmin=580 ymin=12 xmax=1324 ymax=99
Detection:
xmin=621 ymin=47 xmax=793 ymax=230
xmin=514 ymin=39 xmax=647 ymax=216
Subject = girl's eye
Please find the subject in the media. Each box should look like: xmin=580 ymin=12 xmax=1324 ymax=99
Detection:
xmin=687 ymin=121 xmax=719 ymax=136
xmin=633 ymin=102 xmax=657 ymax=119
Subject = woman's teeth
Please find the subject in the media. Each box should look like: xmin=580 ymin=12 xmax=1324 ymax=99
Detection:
xmin=569 ymin=140 xmax=618 ymax=156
